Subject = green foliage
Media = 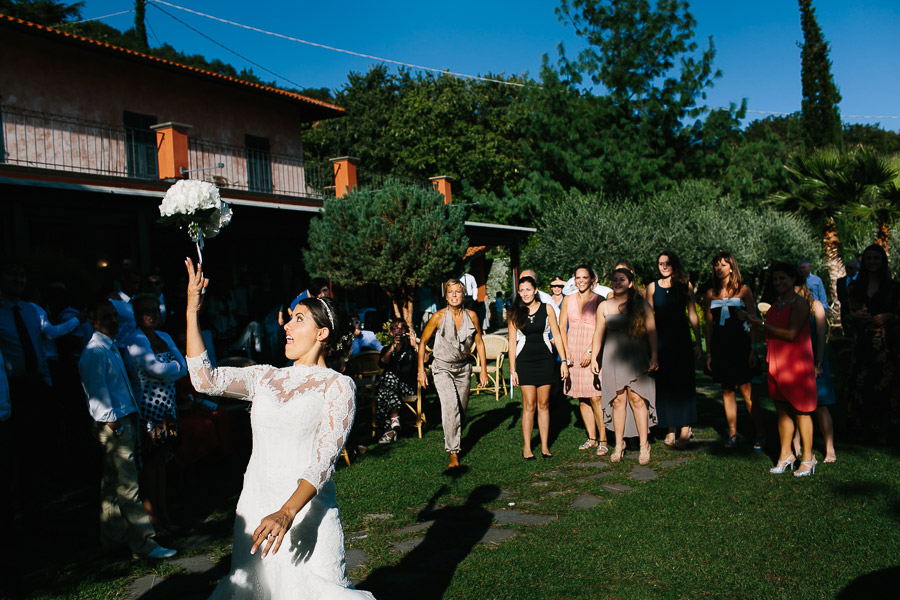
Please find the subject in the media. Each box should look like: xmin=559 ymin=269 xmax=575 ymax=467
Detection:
xmin=304 ymin=183 xmax=469 ymax=312
xmin=0 ymin=0 xmax=83 ymax=24
xmin=524 ymin=180 xmax=821 ymax=290
xmin=843 ymin=123 xmax=900 ymax=154
xmin=544 ymin=0 xmax=732 ymax=199
xmin=798 ymin=0 xmax=842 ymax=148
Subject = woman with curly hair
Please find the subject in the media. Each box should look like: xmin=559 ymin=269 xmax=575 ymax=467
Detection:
xmin=590 ymin=268 xmax=658 ymax=464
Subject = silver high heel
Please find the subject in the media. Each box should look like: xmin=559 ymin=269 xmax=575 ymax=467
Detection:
xmin=769 ymin=455 xmax=795 ymax=474
xmin=793 ymin=458 xmax=817 ymax=477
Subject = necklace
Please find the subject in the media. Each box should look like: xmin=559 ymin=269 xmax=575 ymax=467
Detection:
xmin=774 ymin=295 xmax=795 ymax=311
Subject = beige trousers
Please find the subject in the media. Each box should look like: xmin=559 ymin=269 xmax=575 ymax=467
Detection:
xmin=432 ymin=359 xmax=472 ymax=454
xmin=93 ymin=416 xmax=159 ymax=556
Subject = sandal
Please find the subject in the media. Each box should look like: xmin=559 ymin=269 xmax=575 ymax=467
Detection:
xmin=752 ymin=437 xmax=766 ymax=452
xmin=579 ymin=438 xmax=598 ymax=450
xmin=724 ymin=434 xmax=739 ymax=449
xmin=663 ymin=433 xmax=676 ymax=446
xmin=595 ymin=442 xmax=609 ymax=457
xmin=378 ymin=430 xmax=398 ymax=444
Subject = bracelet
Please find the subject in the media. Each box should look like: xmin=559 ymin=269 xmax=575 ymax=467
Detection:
xmin=586 ymin=349 xmax=592 ymax=355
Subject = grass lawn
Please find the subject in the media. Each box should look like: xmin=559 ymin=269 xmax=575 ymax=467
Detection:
xmin=4 ymin=370 xmax=899 ymax=599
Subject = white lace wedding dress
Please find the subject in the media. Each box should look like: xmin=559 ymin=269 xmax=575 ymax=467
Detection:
xmin=188 ymin=352 xmax=375 ymax=599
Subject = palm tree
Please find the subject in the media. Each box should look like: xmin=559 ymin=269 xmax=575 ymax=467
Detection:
xmin=770 ymin=148 xmax=851 ymax=299
xmin=848 ymin=153 xmax=900 ymax=255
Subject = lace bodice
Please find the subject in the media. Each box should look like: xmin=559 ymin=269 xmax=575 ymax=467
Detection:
xmin=187 ymin=352 xmax=356 ymax=492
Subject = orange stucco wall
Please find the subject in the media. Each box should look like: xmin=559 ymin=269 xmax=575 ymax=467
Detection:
xmin=0 ymin=27 xmax=308 ymax=156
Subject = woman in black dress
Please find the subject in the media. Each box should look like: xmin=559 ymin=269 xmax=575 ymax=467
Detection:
xmin=508 ymin=276 xmax=569 ymax=459
xmin=847 ymin=244 xmax=900 ymax=443
xmin=645 ymin=252 xmax=701 ymax=449
xmin=703 ymin=252 xmax=765 ymax=450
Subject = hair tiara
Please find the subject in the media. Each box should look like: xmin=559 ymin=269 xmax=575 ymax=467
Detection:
xmin=318 ymin=298 xmax=335 ymax=329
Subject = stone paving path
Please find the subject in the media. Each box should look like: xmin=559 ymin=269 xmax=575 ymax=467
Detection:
xmin=129 ymin=450 xmax=697 ymax=599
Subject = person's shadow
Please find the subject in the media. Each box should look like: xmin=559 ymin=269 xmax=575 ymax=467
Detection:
xmin=359 ymin=484 xmax=500 ymax=599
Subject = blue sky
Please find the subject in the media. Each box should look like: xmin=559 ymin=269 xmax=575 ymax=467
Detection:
xmin=76 ymin=0 xmax=900 ymax=130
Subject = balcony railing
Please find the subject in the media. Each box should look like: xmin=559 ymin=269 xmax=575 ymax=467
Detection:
xmin=0 ymin=104 xmax=164 ymax=179
xmin=188 ymin=138 xmax=329 ymax=199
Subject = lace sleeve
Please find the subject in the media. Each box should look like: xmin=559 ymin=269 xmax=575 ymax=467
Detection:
xmin=297 ymin=374 xmax=356 ymax=492
xmin=186 ymin=351 xmax=268 ymax=400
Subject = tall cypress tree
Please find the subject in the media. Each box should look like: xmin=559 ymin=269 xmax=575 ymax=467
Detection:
xmin=134 ymin=0 xmax=148 ymax=51
xmin=798 ymin=0 xmax=842 ymax=148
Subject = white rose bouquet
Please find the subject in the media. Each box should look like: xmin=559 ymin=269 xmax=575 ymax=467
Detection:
xmin=158 ymin=179 xmax=232 ymax=264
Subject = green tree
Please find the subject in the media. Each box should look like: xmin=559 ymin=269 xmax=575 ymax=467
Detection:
xmin=524 ymin=180 xmax=821 ymax=290
xmin=770 ymin=148 xmax=895 ymax=293
xmin=0 ymin=0 xmax=83 ymax=23
xmin=304 ymin=183 xmax=468 ymax=329
xmin=549 ymin=0 xmax=726 ymax=197
xmin=798 ymin=0 xmax=842 ymax=148
xmin=133 ymin=0 xmax=148 ymax=52
xmin=846 ymin=153 xmax=900 ymax=254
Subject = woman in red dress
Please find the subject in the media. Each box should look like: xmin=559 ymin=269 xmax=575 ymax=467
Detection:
xmin=740 ymin=262 xmax=818 ymax=477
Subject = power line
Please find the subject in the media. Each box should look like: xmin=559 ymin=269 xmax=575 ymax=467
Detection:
xmin=70 ymin=9 xmax=134 ymax=25
xmin=742 ymin=109 xmax=900 ymax=120
xmin=147 ymin=0 xmax=527 ymax=87
xmin=148 ymin=3 xmax=305 ymax=90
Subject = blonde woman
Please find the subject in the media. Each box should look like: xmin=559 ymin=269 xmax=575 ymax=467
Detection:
xmin=418 ymin=279 xmax=489 ymax=469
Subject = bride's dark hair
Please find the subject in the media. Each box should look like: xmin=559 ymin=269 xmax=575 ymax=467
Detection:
xmin=296 ymin=297 xmax=353 ymax=366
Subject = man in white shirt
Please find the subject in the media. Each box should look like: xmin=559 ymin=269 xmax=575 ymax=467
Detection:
xmin=798 ymin=260 xmax=828 ymax=306
xmin=0 ymin=261 xmax=51 ymax=524
xmin=79 ymin=299 xmax=175 ymax=560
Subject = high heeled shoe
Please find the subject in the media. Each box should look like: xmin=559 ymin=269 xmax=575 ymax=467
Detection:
xmin=639 ymin=442 xmax=651 ymax=465
xmin=609 ymin=444 xmax=625 ymax=463
xmin=769 ymin=455 xmax=796 ymax=474
xmin=793 ymin=458 xmax=817 ymax=477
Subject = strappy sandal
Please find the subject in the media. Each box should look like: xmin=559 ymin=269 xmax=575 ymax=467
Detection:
xmin=724 ymin=434 xmax=739 ymax=449
xmin=579 ymin=438 xmax=598 ymax=450
xmin=595 ymin=442 xmax=610 ymax=457
xmin=378 ymin=430 xmax=398 ymax=444
xmin=663 ymin=433 xmax=676 ymax=446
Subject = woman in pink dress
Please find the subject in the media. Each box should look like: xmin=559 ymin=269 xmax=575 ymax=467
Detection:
xmin=559 ymin=265 xmax=608 ymax=455
xmin=740 ymin=262 xmax=818 ymax=477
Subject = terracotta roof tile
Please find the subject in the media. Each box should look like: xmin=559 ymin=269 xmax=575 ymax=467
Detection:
xmin=0 ymin=13 xmax=344 ymax=117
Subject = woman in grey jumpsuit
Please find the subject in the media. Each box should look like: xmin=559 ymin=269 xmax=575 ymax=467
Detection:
xmin=418 ymin=279 xmax=489 ymax=468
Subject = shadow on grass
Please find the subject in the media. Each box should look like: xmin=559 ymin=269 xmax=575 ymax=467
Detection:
xmin=461 ymin=401 xmax=519 ymax=457
xmin=836 ymin=565 xmax=900 ymax=598
xmin=133 ymin=558 xmax=230 ymax=599
xmin=359 ymin=484 xmax=499 ymax=599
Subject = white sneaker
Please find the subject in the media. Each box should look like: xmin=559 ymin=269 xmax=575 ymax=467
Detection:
xmin=140 ymin=545 xmax=177 ymax=559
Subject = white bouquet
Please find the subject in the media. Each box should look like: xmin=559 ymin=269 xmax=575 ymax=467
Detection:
xmin=158 ymin=179 xmax=232 ymax=263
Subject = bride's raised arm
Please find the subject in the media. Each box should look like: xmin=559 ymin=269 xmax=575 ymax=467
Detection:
xmin=185 ymin=258 xmax=266 ymax=399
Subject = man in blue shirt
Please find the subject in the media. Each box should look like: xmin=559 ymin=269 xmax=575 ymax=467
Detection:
xmin=798 ymin=260 xmax=828 ymax=306
xmin=79 ymin=299 xmax=175 ymax=560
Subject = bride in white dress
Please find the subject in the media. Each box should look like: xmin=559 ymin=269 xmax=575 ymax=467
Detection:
xmin=184 ymin=259 xmax=375 ymax=599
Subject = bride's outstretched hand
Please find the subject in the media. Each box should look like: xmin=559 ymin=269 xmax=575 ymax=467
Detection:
xmin=185 ymin=257 xmax=208 ymax=312
xmin=251 ymin=510 xmax=294 ymax=557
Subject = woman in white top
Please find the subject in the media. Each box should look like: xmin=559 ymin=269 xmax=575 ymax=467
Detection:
xmin=184 ymin=259 xmax=374 ymax=599
xmin=124 ymin=293 xmax=187 ymax=534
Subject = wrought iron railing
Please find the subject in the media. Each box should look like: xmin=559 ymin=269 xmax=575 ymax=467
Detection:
xmin=0 ymin=104 xmax=159 ymax=179
xmin=188 ymin=138 xmax=327 ymax=199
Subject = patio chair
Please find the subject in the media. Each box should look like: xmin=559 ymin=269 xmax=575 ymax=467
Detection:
xmin=471 ymin=334 xmax=508 ymax=401
xmin=347 ymin=350 xmax=384 ymax=437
